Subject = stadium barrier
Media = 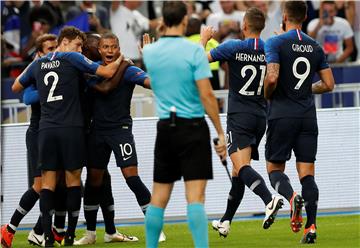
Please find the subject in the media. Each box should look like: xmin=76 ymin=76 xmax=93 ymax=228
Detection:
xmin=1 ymin=107 xmax=359 ymax=225
xmin=2 ymin=83 xmax=360 ymax=124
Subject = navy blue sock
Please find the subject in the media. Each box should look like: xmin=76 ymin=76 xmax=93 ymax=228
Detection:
xmin=33 ymin=215 xmax=43 ymax=235
xmin=66 ymin=186 xmax=81 ymax=236
xmin=40 ymin=189 xmax=55 ymax=243
xmin=100 ymin=172 xmax=116 ymax=235
xmin=83 ymin=182 xmax=101 ymax=232
xmin=9 ymin=187 xmax=39 ymax=231
xmin=301 ymin=175 xmax=319 ymax=228
xmin=239 ymin=166 xmax=273 ymax=205
xmin=221 ymin=176 xmax=244 ymax=223
xmin=54 ymin=185 xmax=67 ymax=230
xmin=269 ymin=170 xmax=294 ymax=202
xmin=126 ymin=176 xmax=151 ymax=214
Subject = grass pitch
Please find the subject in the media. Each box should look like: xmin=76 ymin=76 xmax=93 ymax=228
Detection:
xmin=11 ymin=214 xmax=359 ymax=248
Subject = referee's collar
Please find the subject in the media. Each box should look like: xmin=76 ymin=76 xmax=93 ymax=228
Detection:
xmin=161 ymin=35 xmax=182 ymax=38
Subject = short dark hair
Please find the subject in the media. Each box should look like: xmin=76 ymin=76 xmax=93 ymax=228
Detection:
xmin=284 ymin=1 xmax=308 ymax=24
xmin=162 ymin=1 xmax=187 ymax=28
xmin=35 ymin=33 xmax=57 ymax=52
xmin=58 ymin=26 xmax=86 ymax=45
xmin=245 ymin=7 xmax=265 ymax=34
xmin=99 ymin=32 xmax=119 ymax=46
xmin=186 ymin=18 xmax=202 ymax=36
xmin=322 ymin=1 xmax=336 ymax=6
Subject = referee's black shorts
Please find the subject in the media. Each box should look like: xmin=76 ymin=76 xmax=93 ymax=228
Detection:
xmin=154 ymin=117 xmax=213 ymax=183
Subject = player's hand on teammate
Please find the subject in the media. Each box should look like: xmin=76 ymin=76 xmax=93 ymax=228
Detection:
xmin=214 ymin=134 xmax=227 ymax=162
xmin=114 ymin=54 xmax=124 ymax=66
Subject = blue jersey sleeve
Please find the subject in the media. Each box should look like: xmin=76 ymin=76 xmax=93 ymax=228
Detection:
xmin=193 ymin=46 xmax=212 ymax=81
xmin=23 ymin=85 xmax=39 ymax=105
xmin=265 ymin=37 xmax=281 ymax=64
xmin=19 ymin=61 xmax=37 ymax=88
xmin=210 ymin=39 xmax=240 ymax=61
xmin=123 ymin=66 xmax=148 ymax=86
xmin=65 ymin=52 xmax=100 ymax=74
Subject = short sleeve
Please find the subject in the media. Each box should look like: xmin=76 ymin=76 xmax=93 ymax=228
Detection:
xmin=123 ymin=66 xmax=148 ymax=86
xmin=193 ymin=46 xmax=212 ymax=81
xmin=210 ymin=39 xmax=239 ymax=61
xmin=342 ymin=19 xmax=354 ymax=39
xmin=307 ymin=19 xmax=319 ymax=33
xmin=19 ymin=61 xmax=37 ymax=88
xmin=65 ymin=53 xmax=100 ymax=74
xmin=265 ymin=37 xmax=281 ymax=64
xmin=86 ymin=74 xmax=102 ymax=87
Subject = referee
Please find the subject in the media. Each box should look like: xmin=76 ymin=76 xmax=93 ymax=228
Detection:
xmin=142 ymin=2 xmax=226 ymax=248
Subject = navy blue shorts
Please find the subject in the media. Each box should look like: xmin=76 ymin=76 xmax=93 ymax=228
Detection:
xmin=26 ymin=128 xmax=41 ymax=178
xmin=265 ymin=118 xmax=318 ymax=163
xmin=154 ymin=118 xmax=213 ymax=183
xmin=38 ymin=127 xmax=85 ymax=171
xmin=87 ymin=129 xmax=138 ymax=169
xmin=226 ymin=113 xmax=266 ymax=160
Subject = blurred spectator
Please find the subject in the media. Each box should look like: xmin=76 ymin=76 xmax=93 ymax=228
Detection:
xmin=66 ymin=1 xmax=110 ymax=33
xmin=206 ymin=0 xmax=245 ymax=42
xmin=307 ymin=1 xmax=354 ymax=63
xmin=355 ymin=1 xmax=360 ymax=61
xmin=252 ymin=1 xmax=282 ymax=41
xmin=335 ymin=1 xmax=357 ymax=61
xmin=21 ymin=4 xmax=56 ymax=60
xmin=186 ymin=17 xmax=220 ymax=91
xmin=43 ymin=1 xmax=64 ymax=27
xmin=110 ymin=1 xmax=158 ymax=64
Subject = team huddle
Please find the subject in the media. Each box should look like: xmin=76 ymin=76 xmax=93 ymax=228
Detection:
xmin=1 ymin=1 xmax=334 ymax=248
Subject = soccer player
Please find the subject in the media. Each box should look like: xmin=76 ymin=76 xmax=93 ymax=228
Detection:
xmin=0 ymin=34 xmax=57 ymax=248
xmin=11 ymin=26 xmax=122 ymax=247
xmin=142 ymin=2 xmax=227 ymax=248
xmin=75 ymin=32 xmax=160 ymax=245
xmin=200 ymin=7 xmax=284 ymax=238
xmin=264 ymin=1 xmax=335 ymax=244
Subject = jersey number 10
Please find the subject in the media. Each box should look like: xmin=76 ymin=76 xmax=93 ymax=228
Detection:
xmin=239 ymin=65 xmax=266 ymax=96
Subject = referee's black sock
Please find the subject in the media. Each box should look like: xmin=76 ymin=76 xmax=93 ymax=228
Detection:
xmin=83 ymin=182 xmax=101 ymax=232
xmin=126 ymin=176 xmax=151 ymax=214
xmin=66 ymin=186 xmax=81 ymax=236
xmin=54 ymin=185 xmax=67 ymax=231
xmin=100 ymin=172 xmax=116 ymax=235
xmin=239 ymin=165 xmax=273 ymax=205
xmin=8 ymin=187 xmax=39 ymax=233
xmin=269 ymin=170 xmax=294 ymax=202
xmin=221 ymin=176 xmax=244 ymax=223
xmin=301 ymin=175 xmax=319 ymax=229
xmin=40 ymin=189 xmax=55 ymax=243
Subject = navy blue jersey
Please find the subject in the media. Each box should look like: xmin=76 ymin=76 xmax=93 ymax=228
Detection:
xmin=210 ymin=38 xmax=267 ymax=117
xmin=265 ymin=29 xmax=329 ymax=120
xmin=23 ymin=85 xmax=41 ymax=131
xmin=19 ymin=52 xmax=99 ymax=130
xmin=89 ymin=65 xmax=148 ymax=134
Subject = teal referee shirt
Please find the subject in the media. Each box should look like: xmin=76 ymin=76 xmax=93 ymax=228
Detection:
xmin=143 ymin=36 xmax=212 ymax=119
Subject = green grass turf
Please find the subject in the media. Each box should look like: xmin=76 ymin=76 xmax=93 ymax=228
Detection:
xmin=11 ymin=215 xmax=359 ymax=248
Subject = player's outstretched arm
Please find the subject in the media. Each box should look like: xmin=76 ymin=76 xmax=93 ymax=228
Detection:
xmin=312 ymin=68 xmax=335 ymax=94
xmin=12 ymin=61 xmax=36 ymax=93
xmin=196 ymin=78 xmax=227 ymax=160
xmin=93 ymin=56 xmax=129 ymax=94
xmin=264 ymin=63 xmax=280 ymax=100
xmin=96 ymin=55 xmax=123 ymax=79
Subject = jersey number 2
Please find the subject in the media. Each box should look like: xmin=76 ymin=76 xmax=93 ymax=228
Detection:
xmin=239 ymin=65 xmax=266 ymax=96
xmin=44 ymin=71 xmax=63 ymax=102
